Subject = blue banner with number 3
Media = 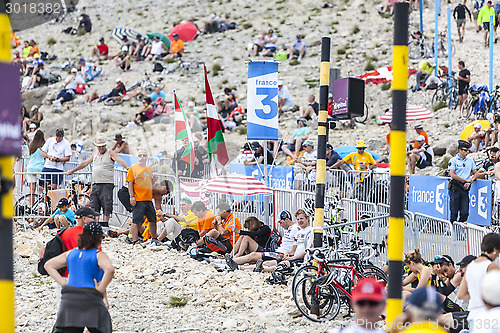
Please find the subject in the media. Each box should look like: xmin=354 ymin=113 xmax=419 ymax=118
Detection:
xmin=247 ymin=61 xmax=279 ymax=140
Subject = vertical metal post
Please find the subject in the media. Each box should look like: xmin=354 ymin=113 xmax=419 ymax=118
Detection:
xmin=388 ymin=2 xmax=408 ymax=325
xmin=434 ymin=0 xmax=439 ymax=76
xmin=447 ymin=7 xmax=453 ymax=106
xmin=420 ymin=0 xmax=424 ymax=32
xmin=263 ymin=140 xmax=269 ymax=224
xmin=0 ymin=1 xmax=15 ymax=330
xmin=490 ymin=15 xmax=494 ymax=95
xmin=314 ymin=37 xmax=330 ymax=248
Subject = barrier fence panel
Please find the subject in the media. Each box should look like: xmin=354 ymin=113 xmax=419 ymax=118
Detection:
xmin=347 ymin=170 xmax=390 ymax=205
xmin=453 ymin=222 xmax=490 ymax=260
xmin=412 ymin=213 xmax=454 ymax=262
xmin=340 ymin=199 xmax=379 ymax=222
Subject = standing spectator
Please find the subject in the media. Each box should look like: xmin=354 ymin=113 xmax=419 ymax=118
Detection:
xmin=448 ymin=140 xmax=478 ymax=223
xmin=282 ymin=118 xmax=310 ymax=159
xmin=40 ymin=128 xmax=72 ymax=189
xmin=250 ymin=31 xmax=266 ymax=56
xmin=26 ymin=130 xmax=45 ymax=201
xmin=328 ymin=278 xmax=386 ymax=333
xmin=44 ymin=222 xmax=114 ymax=333
xmin=90 ymin=37 xmax=109 ymax=60
xmin=454 ymin=2 xmax=473 ymax=42
xmin=173 ymin=138 xmax=191 ymax=176
xmin=52 ymin=68 xmax=85 ymax=107
xmin=114 ymin=46 xmax=130 ymax=71
xmin=406 ymin=135 xmax=434 ymax=174
xmin=37 ymin=198 xmax=76 ymax=230
xmin=299 ymin=95 xmax=319 ymax=121
xmin=126 ymin=149 xmax=159 ymax=244
xmin=277 ymin=81 xmax=293 ymax=117
xmin=468 ymin=123 xmax=486 ymax=152
xmin=67 ymin=137 xmax=129 ymax=228
xmin=458 ymin=233 xmax=500 ymax=323
xmin=288 ymin=34 xmax=306 ymax=60
xmin=458 ymin=61 xmax=472 ymax=113
xmin=111 ymin=134 xmax=130 ymax=154
xmin=165 ymin=33 xmax=184 ymax=59
xmin=261 ymin=29 xmax=278 ymax=57
xmin=477 ymin=1 xmax=495 ymax=47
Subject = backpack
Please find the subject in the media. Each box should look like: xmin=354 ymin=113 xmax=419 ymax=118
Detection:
xmin=265 ymin=228 xmax=282 ymax=252
xmin=202 ymin=236 xmax=227 ymax=254
xmin=118 ymin=186 xmax=133 ymax=212
xmin=153 ymin=62 xmax=164 ymax=72
xmin=75 ymin=84 xmax=85 ymax=94
xmin=172 ymin=228 xmax=200 ymax=251
xmin=38 ymin=228 xmax=68 ymax=275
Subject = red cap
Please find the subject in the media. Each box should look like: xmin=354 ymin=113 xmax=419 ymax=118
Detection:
xmin=351 ymin=278 xmax=386 ymax=303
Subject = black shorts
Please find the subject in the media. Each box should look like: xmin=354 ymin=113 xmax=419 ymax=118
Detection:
xmin=216 ymin=234 xmax=233 ymax=253
xmin=132 ymin=200 xmax=156 ymax=225
xmin=90 ymin=183 xmax=114 ymax=215
xmin=484 ymin=22 xmax=491 ymax=31
xmin=136 ymin=113 xmax=150 ymax=123
xmin=38 ymin=75 xmax=49 ymax=85
xmin=417 ymin=156 xmax=432 ymax=169
xmin=458 ymin=85 xmax=469 ymax=95
xmin=41 ymin=167 xmax=64 ymax=185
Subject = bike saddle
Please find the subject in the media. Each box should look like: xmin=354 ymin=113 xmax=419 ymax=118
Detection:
xmin=343 ymin=251 xmax=361 ymax=258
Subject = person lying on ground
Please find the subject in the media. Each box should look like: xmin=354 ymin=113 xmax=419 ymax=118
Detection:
xmin=37 ymin=198 xmax=76 ymax=231
xmin=134 ymin=97 xmax=155 ymax=125
xmin=52 ymin=68 xmax=85 ymax=107
xmin=91 ymin=37 xmax=109 ymax=61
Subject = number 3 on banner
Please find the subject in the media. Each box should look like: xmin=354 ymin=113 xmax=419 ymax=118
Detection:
xmin=255 ymin=88 xmax=278 ymax=119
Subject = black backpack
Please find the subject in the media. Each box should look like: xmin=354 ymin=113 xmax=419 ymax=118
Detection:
xmin=265 ymin=228 xmax=282 ymax=252
xmin=153 ymin=62 xmax=164 ymax=72
xmin=37 ymin=228 xmax=68 ymax=275
xmin=172 ymin=228 xmax=200 ymax=251
xmin=118 ymin=186 xmax=133 ymax=212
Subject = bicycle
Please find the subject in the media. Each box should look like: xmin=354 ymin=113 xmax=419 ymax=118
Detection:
xmin=349 ymin=170 xmax=389 ymax=205
xmin=431 ymin=75 xmax=459 ymax=110
xmin=353 ymin=102 xmax=369 ymax=124
xmin=408 ymin=31 xmax=456 ymax=60
xmin=128 ymin=72 xmax=165 ymax=93
xmin=103 ymin=90 xmax=146 ymax=106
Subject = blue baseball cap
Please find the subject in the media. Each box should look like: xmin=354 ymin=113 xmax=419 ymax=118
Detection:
xmin=407 ymin=287 xmax=442 ymax=313
xmin=79 ymin=58 xmax=85 ymax=63
xmin=279 ymin=210 xmax=292 ymax=221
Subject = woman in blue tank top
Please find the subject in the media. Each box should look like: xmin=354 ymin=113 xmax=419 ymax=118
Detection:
xmin=45 ymin=221 xmax=115 ymax=333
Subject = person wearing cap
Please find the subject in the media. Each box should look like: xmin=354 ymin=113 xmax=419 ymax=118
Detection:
xmin=278 ymin=81 xmax=294 ymax=117
xmin=106 ymin=78 xmax=127 ymax=99
xmin=334 ymin=141 xmax=376 ymax=178
xmin=326 ymin=143 xmax=345 ymax=170
xmin=37 ymin=198 xmax=76 ymax=230
xmin=114 ymin=45 xmax=130 ymax=71
xmin=154 ymin=97 xmax=172 ymax=117
xmin=157 ymin=197 xmax=198 ymax=243
xmin=146 ymin=36 xmax=168 ymax=61
xmin=23 ymin=105 xmax=43 ymax=133
xmin=53 ymin=68 xmax=85 ymax=107
xmin=67 ymin=137 xmax=129 ymax=227
xmin=468 ymin=123 xmax=486 ymax=153
xmin=111 ymin=134 xmax=130 ymax=154
xmin=477 ymin=1 xmax=495 ymax=47
xmin=458 ymin=233 xmax=500 ymax=323
xmin=410 ymin=124 xmax=429 ymax=149
xmin=288 ymin=34 xmax=306 ymax=60
xmin=131 ymin=34 xmax=146 ymax=60
xmin=295 ymin=139 xmax=317 ymax=173
xmin=282 ymin=118 xmax=310 ymax=159
xmin=329 ymin=278 xmax=387 ymax=333
xmin=299 ymin=95 xmax=319 ymax=121
xmin=244 ymin=141 xmax=274 ymax=165
xmin=77 ymin=12 xmax=92 ymax=33
xmin=44 ymin=221 xmax=114 ymax=333
xmin=150 ymin=86 xmax=166 ymax=106
xmin=40 ymin=128 xmax=72 ymax=189
xmin=448 ymin=140 xmax=478 ymax=223
xmin=164 ymin=33 xmax=184 ymax=59
xmin=185 ymin=101 xmax=204 ymax=133
xmin=78 ymin=57 xmax=101 ymax=82
xmin=91 ymin=37 xmax=109 ymax=61
xmin=225 ymin=210 xmax=300 ymax=271
xmin=414 ymin=59 xmax=436 ymax=92
xmin=472 ymin=270 xmax=500 ymax=333
xmin=126 ymin=148 xmax=159 ymax=245
xmin=217 ymin=87 xmax=239 ymax=120
xmin=406 ymin=135 xmax=434 ymax=174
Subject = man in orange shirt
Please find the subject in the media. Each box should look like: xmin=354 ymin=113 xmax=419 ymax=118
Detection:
xmin=195 ymin=202 xmax=240 ymax=253
xmin=410 ymin=124 xmax=429 ymax=148
xmin=165 ymin=33 xmax=184 ymax=59
xmin=126 ymin=148 xmax=159 ymax=245
xmin=192 ymin=201 xmax=215 ymax=237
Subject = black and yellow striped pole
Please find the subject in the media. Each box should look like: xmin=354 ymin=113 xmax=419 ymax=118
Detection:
xmin=313 ymin=37 xmax=330 ymax=249
xmin=0 ymin=1 xmax=15 ymax=331
xmin=387 ymin=2 xmax=408 ymax=325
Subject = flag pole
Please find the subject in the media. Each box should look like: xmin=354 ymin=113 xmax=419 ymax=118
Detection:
xmin=263 ymin=140 xmax=269 ymax=225
xmin=173 ymin=90 xmax=180 ymax=213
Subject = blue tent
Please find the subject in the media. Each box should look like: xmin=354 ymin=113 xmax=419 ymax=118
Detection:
xmin=334 ymin=145 xmax=380 ymax=161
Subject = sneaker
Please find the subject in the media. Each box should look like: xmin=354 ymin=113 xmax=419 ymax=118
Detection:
xmin=107 ymin=230 xmax=119 ymax=238
xmin=142 ymin=238 xmax=161 ymax=247
xmin=253 ymin=259 xmax=264 ymax=272
xmin=52 ymin=100 xmax=61 ymax=107
xmin=186 ymin=243 xmax=198 ymax=254
xmin=124 ymin=237 xmax=135 ymax=244
xmin=225 ymin=254 xmax=239 ymax=271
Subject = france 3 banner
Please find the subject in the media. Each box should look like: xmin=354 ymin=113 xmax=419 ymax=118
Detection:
xmin=247 ymin=61 xmax=279 ymax=140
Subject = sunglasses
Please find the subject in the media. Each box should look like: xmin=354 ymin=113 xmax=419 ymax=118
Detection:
xmin=460 ymin=148 xmax=470 ymax=152
xmin=357 ymin=148 xmax=365 ymax=150
xmin=355 ymin=300 xmax=381 ymax=307
xmin=138 ymin=154 xmax=147 ymax=157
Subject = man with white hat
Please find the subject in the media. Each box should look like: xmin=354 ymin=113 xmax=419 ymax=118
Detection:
xmin=53 ymin=68 xmax=85 ymax=107
xmin=406 ymin=135 xmax=434 ymax=174
xmin=68 ymin=137 xmax=129 ymax=227
xmin=468 ymin=122 xmax=486 ymax=152
xmin=114 ymin=45 xmax=130 ymax=71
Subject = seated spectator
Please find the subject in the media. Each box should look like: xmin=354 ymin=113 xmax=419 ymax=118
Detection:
xmin=413 ymin=59 xmax=436 ymax=92
xmin=299 ymin=95 xmax=319 ymax=121
xmin=282 ymin=118 xmax=310 ymax=159
xmin=477 ymin=146 xmax=499 ymax=179
xmin=192 ymin=201 xmax=215 ymax=238
xmin=236 ymin=143 xmax=254 ymax=164
xmin=408 ymin=124 xmax=429 ymax=148
xmin=217 ymin=88 xmax=238 ymax=119
xmin=406 ymin=135 xmax=434 ymax=174
xmin=91 ymin=37 xmax=109 ymax=61
xmin=111 ymin=134 xmax=130 ymax=154
xmin=134 ymin=97 xmax=154 ymax=125
xmin=203 ymin=12 xmax=221 ymax=34
xmin=25 ymin=61 xmax=50 ymax=91
xmin=156 ymin=197 xmax=198 ymax=242
xmin=78 ymin=58 xmax=101 ymax=82
xmin=146 ymin=36 xmax=168 ymax=61
xmin=250 ymin=31 xmax=266 ymax=56
xmin=194 ymin=202 xmax=241 ymax=253
xmin=164 ymin=33 xmax=184 ymax=59
xmin=288 ymin=34 xmax=306 ymax=60
xmin=278 ymin=81 xmax=294 ymax=117
xmin=326 ymin=144 xmax=347 ymax=170
xmin=232 ymin=216 xmax=271 ymax=258
xmin=12 ymin=50 xmax=22 ymax=67
xmin=114 ymin=46 xmax=130 ymax=71
xmin=244 ymin=141 xmax=274 ymax=165
xmin=186 ymin=101 xmax=203 ymax=132
xmin=78 ymin=13 xmax=92 ymax=33
xmin=26 ymin=40 xmax=40 ymax=64
xmin=37 ymin=198 xmax=75 ymax=230
xmin=468 ymin=122 xmax=486 ymax=152
xmin=261 ymin=29 xmax=278 ymax=57
xmin=132 ymin=34 xmax=146 ymax=60
xmin=108 ymin=78 xmax=126 ymax=98
xmin=150 ymin=86 xmax=166 ymax=106
xmin=52 ymin=68 xmax=85 ymax=107
xmin=295 ymin=139 xmax=317 ymax=173
xmin=20 ymin=40 xmax=32 ymax=73
xmin=23 ymin=105 xmax=43 ymax=133
xmin=154 ymin=98 xmax=171 ymax=116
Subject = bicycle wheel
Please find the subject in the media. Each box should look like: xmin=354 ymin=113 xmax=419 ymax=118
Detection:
xmin=104 ymin=97 xmax=122 ymax=106
xmin=128 ymin=82 xmax=142 ymax=92
xmin=408 ymin=40 xmax=426 ymax=59
xmin=15 ymin=194 xmax=50 ymax=220
xmin=354 ymin=102 xmax=368 ymax=124
xmin=431 ymin=87 xmax=447 ymax=109
xmin=360 ymin=269 xmax=388 ymax=285
xmin=293 ymin=276 xmax=341 ymax=322
xmin=292 ymin=265 xmax=321 ymax=291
